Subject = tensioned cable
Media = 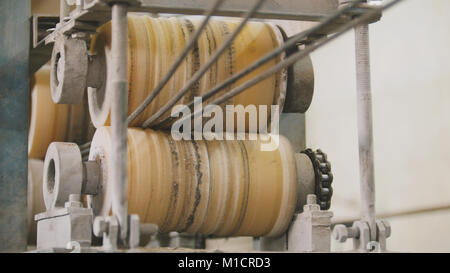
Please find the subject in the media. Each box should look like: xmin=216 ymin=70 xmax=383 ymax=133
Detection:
xmin=172 ymin=0 xmax=404 ymax=127
xmin=126 ymin=0 xmax=226 ymax=125
xmin=80 ymin=0 xmax=226 ymax=152
xmin=81 ymin=0 xmax=403 ymax=150
xmin=152 ymin=0 xmax=364 ymax=128
xmin=141 ymin=0 xmax=267 ymax=128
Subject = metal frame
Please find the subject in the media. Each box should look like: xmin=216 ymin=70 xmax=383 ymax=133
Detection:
xmin=41 ymin=0 xmax=342 ymax=45
xmin=6 ymin=0 xmax=404 ymax=252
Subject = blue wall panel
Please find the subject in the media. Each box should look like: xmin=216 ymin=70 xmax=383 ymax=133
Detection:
xmin=0 ymin=0 xmax=30 ymax=252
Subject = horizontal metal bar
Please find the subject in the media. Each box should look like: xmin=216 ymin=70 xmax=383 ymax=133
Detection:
xmin=134 ymin=0 xmax=339 ymax=21
xmin=173 ymin=0 xmax=399 ymax=128
xmin=44 ymin=0 xmax=341 ymax=45
xmin=84 ymin=0 xmax=339 ymax=20
xmin=127 ymin=0 xmax=226 ymax=125
xmin=153 ymin=1 xmax=362 ymax=127
xmin=141 ymin=0 xmax=267 ymax=128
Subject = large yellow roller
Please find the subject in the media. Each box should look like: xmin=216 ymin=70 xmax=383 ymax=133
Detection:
xmin=29 ymin=66 xmax=95 ymax=159
xmin=89 ymin=127 xmax=297 ymax=237
xmin=27 ymin=159 xmax=46 ymax=245
xmin=28 ymin=66 xmax=70 ymax=159
xmin=88 ymin=15 xmax=286 ymax=129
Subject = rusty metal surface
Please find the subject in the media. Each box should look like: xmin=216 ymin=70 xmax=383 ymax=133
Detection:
xmin=0 ymin=0 xmax=30 ymax=252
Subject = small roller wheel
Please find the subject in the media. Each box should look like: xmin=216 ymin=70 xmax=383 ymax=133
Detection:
xmin=43 ymin=142 xmax=83 ymax=209
xmin=50 ymin=36 xmax=88 ymax=104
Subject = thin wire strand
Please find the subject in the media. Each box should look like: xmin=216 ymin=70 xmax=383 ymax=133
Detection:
xmin=141 ymin=0 xmax=267 ymax=128
xmin=126 ymin=0 xmax=226 ymax=124
xmin=81 ymin=0 xmax=226 ymax=153
xmin=153 ymin=0 xmax=363 ymax=127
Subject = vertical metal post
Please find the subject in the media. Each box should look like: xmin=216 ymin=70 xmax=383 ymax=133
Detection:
xmin=0 ymin=0 xmax=30 ymax=252
xmin=354 ymin=23 xmax=376 ymax=241
xmin=60 ymin=0 xmax=70 ymax=23
xmin=111 ymin=3 xmax=128 ymax=242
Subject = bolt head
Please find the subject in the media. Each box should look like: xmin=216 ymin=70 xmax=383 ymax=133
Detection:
xmin=333 ymin=224 xmax=349 ymax=243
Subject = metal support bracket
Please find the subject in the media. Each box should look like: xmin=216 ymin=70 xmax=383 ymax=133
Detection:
xmin=287 ymin=195 xmax=333 ymax=252
xmin=93 ymin=214 xmax=159 ymax=250
xmin=333 ymin=219 xmax=391 ymax=252
xmin=40 ymin=0 xmax=345 ymax=47
xmin=35 ymin=194 xmax=93 ymax=250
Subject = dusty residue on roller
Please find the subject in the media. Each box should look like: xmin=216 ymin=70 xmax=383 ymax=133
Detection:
xmin=160 ymin=136 xmax=180 ymax=230
xmin=204 ymin=24 xmax=216 ymax=90
xmin=230 ymin=140 xmax=250 ymax=235
xmin=185 ymin=19 xmax=200 ymax=99
xmin=182 ymin=140 xmax=203 ymax=231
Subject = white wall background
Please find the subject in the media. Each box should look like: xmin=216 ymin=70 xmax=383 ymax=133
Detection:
xmin=207 ymin=0 xmax=450 ymax=253
xmin=306 ymin=0 xmax=450 ymax=252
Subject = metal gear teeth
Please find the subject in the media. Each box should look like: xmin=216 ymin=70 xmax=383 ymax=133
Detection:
xmin=301 ymin=148 xmax=333 ymax=210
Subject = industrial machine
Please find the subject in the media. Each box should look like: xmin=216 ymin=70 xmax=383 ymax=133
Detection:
xmin=0 ymin=0 xmax=403 ymax=253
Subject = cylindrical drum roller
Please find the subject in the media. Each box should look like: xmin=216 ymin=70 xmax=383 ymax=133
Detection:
xmin=88 ymin=15 xmax=286 ymax=129
xmin=29 ymin=66 xmax=70 ymax=159
xmin=27 ymin=159 xmax=46 ymax=245
xmin=43 ymin=142 xmax=83 ymax=209
xmin=89 ymin=127 xmax=297 ymax=237
xmin=29 ymin=66 xmax=95 ymax=159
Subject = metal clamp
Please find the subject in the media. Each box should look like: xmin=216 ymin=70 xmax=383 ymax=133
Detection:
xmin=333 ymin=219 xmax=391 ymax=252
xmin=93 ymin=214 xmax=158 ymax=250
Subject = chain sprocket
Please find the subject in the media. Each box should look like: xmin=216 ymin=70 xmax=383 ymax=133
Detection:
xmin=301 ymin=148 xmax=333 ymax=210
